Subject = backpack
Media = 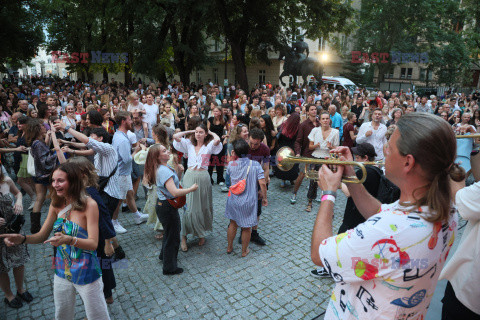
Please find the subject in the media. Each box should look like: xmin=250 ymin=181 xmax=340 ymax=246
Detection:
xmin=371 ymin=166 xmax=401 ymax=204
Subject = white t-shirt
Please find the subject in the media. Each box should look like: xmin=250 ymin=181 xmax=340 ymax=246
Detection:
xmin=356 ymin=122 xmax=387 ymax=160
xmin=143 ymin=103 xmax=159 ymax=127
xmin=319 ymin=201 xmax=458 ymax=320
xmin=126 ymin=130 xmax=138 ymax=145
xmin=308 ymin=127 xmax=340 ymax=158
xmin=440 ymin=181 xmax=480 ymax=314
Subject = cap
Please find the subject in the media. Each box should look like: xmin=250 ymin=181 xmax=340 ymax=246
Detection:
xmin=351 ymin=143 xmax=377 ymax=158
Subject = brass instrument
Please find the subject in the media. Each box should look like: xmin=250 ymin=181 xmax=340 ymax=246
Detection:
xmin=455 ymin=133 xmax=480 ymax=139
xmin=276 ymin=147 xmax=367 ymax=184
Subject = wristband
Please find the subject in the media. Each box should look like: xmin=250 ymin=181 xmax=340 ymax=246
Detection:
xmin=21 ymin=234 xmax=27 ymax=244
xmin=73 ymin=237 xmax=78 ymax=246
xmin=322 ymin=190 xmax=337 ymax=198
xmin=321 ymin=195 xmax=336 ymax=203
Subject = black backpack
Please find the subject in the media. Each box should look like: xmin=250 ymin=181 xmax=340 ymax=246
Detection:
xmin=371 ymin=166 xmax=401 ymax=204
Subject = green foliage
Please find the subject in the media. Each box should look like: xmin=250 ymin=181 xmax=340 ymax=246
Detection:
xmin=353 ymin=0 xmax=470 ymax=86
xmin=0 ymin=0 xmax=44 ymax=72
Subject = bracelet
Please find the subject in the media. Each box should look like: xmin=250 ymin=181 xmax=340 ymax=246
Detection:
xmin=321 ymin=195 xmax=336 ymax=203
xmin=21 ymin=234 xmax=27 ymax=244
xmin=73 ymin=237 xmax=78 ymax=246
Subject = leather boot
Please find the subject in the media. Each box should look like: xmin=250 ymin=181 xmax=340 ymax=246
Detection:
xmin=30 ymin=212 xmax=41 ymax=234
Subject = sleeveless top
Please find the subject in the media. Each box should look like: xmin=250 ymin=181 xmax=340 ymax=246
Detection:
xmin=53 ymin=204 xmax=101 ymax=285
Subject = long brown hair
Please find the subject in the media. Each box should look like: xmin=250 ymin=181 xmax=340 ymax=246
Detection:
xmin=24 ymin=118 xmax=43 ymax=146
xmin=396 ymin=113 xmax=464 ymax=223
xmin=144 ymin=144 xmax=163 ymax=186
xmin=152 ymin=123 xmax=169 ymax=146
xmin=50 ymin=162 xmax=88 ymax=211
xmin=67 ymin=157 xmax=99 ymax=189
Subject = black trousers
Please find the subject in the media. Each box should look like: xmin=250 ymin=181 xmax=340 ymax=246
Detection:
xmin=101 ymin=191 xmax=120 ymax=219
xmin=307 ymin=164 xmax=321 ymax=201
xmin=156 ymin=200 xmax=180 ymax=273
xmin=208 ymin=145 xmax=227 ymax=184
xmin=442 ymin=281 xmax=480 ymax=320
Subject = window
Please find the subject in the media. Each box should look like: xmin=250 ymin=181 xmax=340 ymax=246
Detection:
xmin=259 ymin=70 xmax=266 ymax=83
xmin=400 ymin=68 xmax=413 ymax=79
xmin=318 ymin=37 xmax=327 ymax=51
xmin=384 ymin=67 xmax=395 ymax=79
xmin=420 ymin=68 xmax=433 ymax=81
xmin=214 ymin=40 xmax=219 ymax=52
xmin=213 ymin=68 xmax=218 ymax=84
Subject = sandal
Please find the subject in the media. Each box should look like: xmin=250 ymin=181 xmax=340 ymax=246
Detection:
xmin=4 ymin=297 xmax=23 ymax=309
xmin=305 ymin=203 xmax=312 ymax=212
xmin=155 ymin=233 xmax=164 ymax=240
xmin=17 ymin=291 xmax=33 ymax=303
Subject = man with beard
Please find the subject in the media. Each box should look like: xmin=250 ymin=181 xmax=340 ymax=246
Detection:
xmin=109 ymin=111 xmax=148 ymax=234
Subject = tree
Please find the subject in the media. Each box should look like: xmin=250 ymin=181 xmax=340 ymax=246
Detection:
xmin=211 ymin=0 xmax=353 ymax=90
xmin=0 ymin=0 xmax=44 ymax=72
xmin=354 ymin=0 xmax=470 ymax=87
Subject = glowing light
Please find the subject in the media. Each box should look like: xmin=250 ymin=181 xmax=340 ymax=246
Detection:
xmin=320 ymin=53 xmax=329 ymax=62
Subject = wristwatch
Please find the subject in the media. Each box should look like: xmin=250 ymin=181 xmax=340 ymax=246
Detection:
xmin=322 ymin=190 xmax=337 ymax=198
xmin=64 ymin=125 xmax=71 ymax=132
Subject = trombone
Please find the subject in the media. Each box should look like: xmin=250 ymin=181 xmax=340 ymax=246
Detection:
xmin=276 ymin=147 xmax=368 ymax=184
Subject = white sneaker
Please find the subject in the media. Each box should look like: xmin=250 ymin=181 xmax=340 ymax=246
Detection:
xmin=134 ymin=212 xmax=148 ymax=225
xmin=113 ymin=220 xmax=127 ymax=234
xmin=219 ymin=182 xmax=225 ymax=186
xmin=28 ymin=196 xmax=36 ymax=210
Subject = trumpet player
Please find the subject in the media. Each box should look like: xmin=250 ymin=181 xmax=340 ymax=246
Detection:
xmin=311 ymin=113 xmax=463 ymax=320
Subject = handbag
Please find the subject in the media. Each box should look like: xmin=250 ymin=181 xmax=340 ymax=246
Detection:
xmin=228 ymin=160 xmax=252 ymax=197
xmin=27 ymin=149 xmax=35 ymax=176
xmin=159 ymin=165 xmax=186 ymax=209
xmin=5 ymin=214 xmax=25 ymax=234
xmin=98 ymin=165 xmax=117 ymax=192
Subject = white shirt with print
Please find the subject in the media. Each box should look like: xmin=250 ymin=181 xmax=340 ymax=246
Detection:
xmin=319 ymin=201 xmax=457 ymax=320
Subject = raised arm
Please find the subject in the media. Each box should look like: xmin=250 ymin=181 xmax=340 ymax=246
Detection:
xmin=54 ymin=120 xmax=89 ymax=144
xmin=50 ymin=122 xmax=66 ymax=164
xmin=173 ymin=130 xmax=195 ymax=142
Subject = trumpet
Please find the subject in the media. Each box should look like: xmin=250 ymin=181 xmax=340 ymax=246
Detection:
xmin=455 ymin=133 xmax=480 ymax=139
xmin=276 ymin=147 xmax=367 ymax=184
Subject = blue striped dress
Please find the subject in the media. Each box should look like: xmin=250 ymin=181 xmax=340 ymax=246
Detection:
xmin=225 ymin=157 xmax=264 ymax=228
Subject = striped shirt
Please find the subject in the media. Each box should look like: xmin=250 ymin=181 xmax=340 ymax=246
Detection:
xmin=224 ymin=158 xmax=264 ymax=228
xmin=86 ymin=138 xmax=119 ymax=198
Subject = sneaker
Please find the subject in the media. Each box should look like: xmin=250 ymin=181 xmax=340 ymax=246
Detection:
xmin=28 ymin=200 xmax=35 ymax=211
xmin=221 ymin=186 xmax=229 ymax=192
xmin=113 ymin=220 xmax=127 ymax=234
xmin=280 ymin=180 xmax=286 ymax=188
xmin=251 ymin=232 xmax=266 ymax=246
xmin=134 ymin=212 xmax=148 ymax=225
xmin=290 ymin=194 xmax=297 ymax=204
xmin=315 ymin=196 xmax=322 ymax=202
xmin=310 ymin=268 xmax=330 ymax=278
xmin=219 ymin=182 xmax=225 ymax=186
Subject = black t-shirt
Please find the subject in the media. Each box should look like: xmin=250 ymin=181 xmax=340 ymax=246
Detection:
xmin=338 ymin=166 xmax=381 ymax=233
xmin=208 ymin=117 xmax=226 ymax=138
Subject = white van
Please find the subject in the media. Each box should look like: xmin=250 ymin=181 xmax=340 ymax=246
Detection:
xmin=308 ymin=76 xmax=357 ymax=94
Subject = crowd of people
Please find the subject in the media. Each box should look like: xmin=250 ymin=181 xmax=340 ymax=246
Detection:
xmin=0 ymin=76 xmax=479 ymax=319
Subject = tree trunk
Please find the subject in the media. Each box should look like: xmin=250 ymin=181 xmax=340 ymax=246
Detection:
xmin=103 ymin=68 xmax=108 ymax=82
xmin=231 ymin=42 xmax=248 ymax=90
xmin=376 ymin=63 xmax=389 ymax=87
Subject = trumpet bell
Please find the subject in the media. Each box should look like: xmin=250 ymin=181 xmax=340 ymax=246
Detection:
xmin=276 ymin=147 xmax=296 ymax=171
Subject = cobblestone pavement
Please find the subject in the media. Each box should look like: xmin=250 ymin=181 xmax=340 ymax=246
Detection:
xmin=1 ymin=175 xmax=459 ymax=320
